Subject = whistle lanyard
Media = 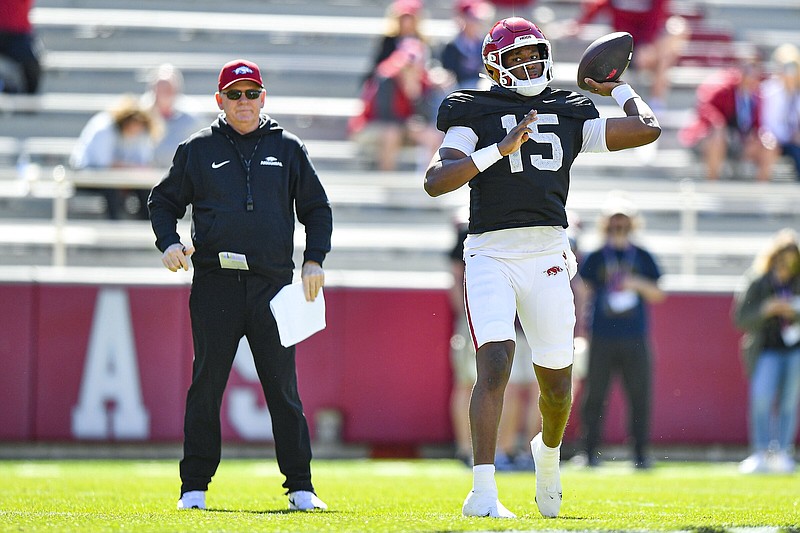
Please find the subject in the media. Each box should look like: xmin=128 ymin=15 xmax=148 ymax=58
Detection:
xmin=771 ymin=275 xmax=795 ymax=329
xmin=224 ymin=134 xmax=262 ymax=212
xmin=602 ymin=245 xmax=636 ymax=291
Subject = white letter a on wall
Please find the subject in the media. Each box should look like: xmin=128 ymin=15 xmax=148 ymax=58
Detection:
xmin=71 ymin=288 xmax=149 ymax=439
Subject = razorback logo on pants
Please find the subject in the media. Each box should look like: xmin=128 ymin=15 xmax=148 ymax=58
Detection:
xmin=543 ymin=265 xmax=563 ymax=277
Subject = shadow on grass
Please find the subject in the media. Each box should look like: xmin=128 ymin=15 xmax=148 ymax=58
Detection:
xmin=205 ymin=508 xmax=337 ymax=515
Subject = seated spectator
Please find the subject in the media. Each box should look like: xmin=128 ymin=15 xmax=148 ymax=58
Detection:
xmin=440 ymin=0 xmax=495 ymax=90
xmin=678 ymin=56 xmax=772 ymax=181
xmin=140 ymin=63 xmax=201 ymax=169
xmin=554 ymin=0 xmax=689 ymax=112
xmin=349 ymin=38 xmax=445 ymax=171
xmin=760 ymin=43 xmax=800 ymax=181
xmin=364 ymin=0 xmax=429 ymax=83
xmin=70 ymin=95 xmax=157 ymax=220
xmin=0 ymin=0 xmax=43 ymax=94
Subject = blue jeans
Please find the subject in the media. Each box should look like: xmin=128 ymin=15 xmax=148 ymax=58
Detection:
xmin=748 ymin=347 xmax=800 ymax=452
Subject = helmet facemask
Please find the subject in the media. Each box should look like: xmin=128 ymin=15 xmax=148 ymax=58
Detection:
xmin=484 ymin=38 xmax=553 ymax=96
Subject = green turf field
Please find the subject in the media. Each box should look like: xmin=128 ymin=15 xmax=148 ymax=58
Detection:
xmin=1 ymin=458 xmax=798 ymax=532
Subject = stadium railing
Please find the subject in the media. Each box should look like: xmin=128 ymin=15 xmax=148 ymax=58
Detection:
xmin=1 ymin=165 xmax=798 ymax=281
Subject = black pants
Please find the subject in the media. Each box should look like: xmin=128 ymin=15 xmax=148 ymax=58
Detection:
xmin=0 ymin=31 xmax=41 ymax=94
xmin=101 ymin=189 xmax=149 ymax=220
xmin=180 ymin=271 xmax=314 ymax=496
xmin=580 ymin=336 xmax=652 ymax=461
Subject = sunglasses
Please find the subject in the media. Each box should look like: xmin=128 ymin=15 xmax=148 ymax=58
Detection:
xmin=607 ymin=224 xmax=631 ymax=233
xmin=222 ymin=88 xmax=263 ymax=100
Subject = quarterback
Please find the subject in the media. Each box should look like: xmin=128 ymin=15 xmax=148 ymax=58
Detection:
xmin=424 ymin=17 xmax=660 ymax=518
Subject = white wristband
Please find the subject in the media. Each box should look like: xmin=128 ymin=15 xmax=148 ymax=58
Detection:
xmin=611 ymin=84 xmax=639 ymax=108
xmin=471 ymin=143 xmax=502 ymax=172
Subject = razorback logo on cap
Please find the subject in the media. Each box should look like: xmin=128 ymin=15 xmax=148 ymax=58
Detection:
xmin=218 ymin=59 xmax=263 ymax=91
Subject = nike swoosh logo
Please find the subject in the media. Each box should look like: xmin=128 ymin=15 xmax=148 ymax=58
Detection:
xmin=211 ymin=160 xmax=230 ymax=169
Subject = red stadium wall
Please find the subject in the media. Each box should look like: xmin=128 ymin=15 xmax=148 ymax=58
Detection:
xmin=0 ymin=281 xmax=758 ymax=449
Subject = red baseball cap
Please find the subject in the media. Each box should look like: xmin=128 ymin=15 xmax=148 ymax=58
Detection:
xmin=218 ymin=59 xmax=263 ymax=91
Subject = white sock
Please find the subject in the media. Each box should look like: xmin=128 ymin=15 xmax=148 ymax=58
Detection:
xmin=539 ymin=439 xmax=561 ymax=462
xmin=472 ymin=464 xmax=497 ymax=493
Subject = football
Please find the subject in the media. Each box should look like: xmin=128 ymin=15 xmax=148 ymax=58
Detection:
xmin=576 ymin=32 xmax=634 ymax=90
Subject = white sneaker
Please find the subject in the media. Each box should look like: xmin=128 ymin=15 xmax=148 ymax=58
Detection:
xmin=176 ymin=490 xmax=206 ymax=510
xmin=462 ymin=490 xmax=516 ymax=518
xmin=288 ymin=490 xmax=328 ymax=511
xmin=739 ymin=452 xmax=769 ymax=474
xmin=769 ymin=451 xmax=797 ymax=474
xmin=531 ymin=432 xmax=562 ymax=518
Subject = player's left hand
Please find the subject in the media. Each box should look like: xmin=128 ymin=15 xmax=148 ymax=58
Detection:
xmin=301 ymin=261 xmax=325 ymax=302
xmin=584 ymin=78 xmax=625 ymax=97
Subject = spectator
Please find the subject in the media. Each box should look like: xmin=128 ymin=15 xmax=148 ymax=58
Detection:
xmin=148 ymin=58 xmax=332 ymax=512
xmin=364 ymin=0 xmax=429 ymax=83
xmin=440 ymin=0 xmax=495 ymax=90
xmin=141 ymin=63 xmax=202 ymax=169
xmin=575 ymin=192 xmax=665 ymax=469
xmin=447 ymin=210 xmax=477 ymax=467
xmin=760 ymin=43 xmax=800 ymax=181
xmin=448 ymin=208 xmax=540 ymax=472
xmin=70 ymin=95 xmax=157 ymax=220
xmin=0 ymin=0 xmax=42 ymax=94
xmin=495 ymin=322 xmax=539 ymax=472
xmin=556 ymin=0 xmax=689 ymax=112
xmin=678 ymin=55 xmax=772 ymax=181
xmin=733 ymin=228 xmax=800 ymax=475
xmin=349 ymin=38 xmax=445 ymax=171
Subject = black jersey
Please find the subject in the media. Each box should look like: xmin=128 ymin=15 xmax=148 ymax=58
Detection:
xmin=437 ymin=86 xmax=599 ymax=235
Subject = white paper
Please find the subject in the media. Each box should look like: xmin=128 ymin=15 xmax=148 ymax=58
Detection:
xmin=219 ymin=251 xmax=249 ymax=270
xmin=269 ymin=281 xmax=326 ymax=347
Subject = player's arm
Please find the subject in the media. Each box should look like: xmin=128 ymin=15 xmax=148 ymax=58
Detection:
xmin=584 ymin=79 xmax=661 ymax=151
xmin=424 ymin=110 xmax=538 ymax=197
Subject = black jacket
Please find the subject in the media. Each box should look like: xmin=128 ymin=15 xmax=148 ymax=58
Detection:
xmin=149 ymin=114 xmax=332 ymax=285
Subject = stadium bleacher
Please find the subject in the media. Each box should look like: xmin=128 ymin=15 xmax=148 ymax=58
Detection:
xmin=0 ymin=0 xmax=799 ymax=287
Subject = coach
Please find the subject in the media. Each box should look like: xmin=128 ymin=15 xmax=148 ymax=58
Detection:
xmin=148 ymin=58 xmax=332 ymax=512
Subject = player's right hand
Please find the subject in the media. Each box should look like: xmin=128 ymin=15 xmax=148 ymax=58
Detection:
xmin=584 ymin=78 xmax=625 ymax=97
xmin=499 ymin=109 xmax=538 ymax=156
xmin=162 ymin=243 xmax=195 ymax=272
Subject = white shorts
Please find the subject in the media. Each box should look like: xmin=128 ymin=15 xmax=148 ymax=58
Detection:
xmin=464 ymin=227 xmax=577 ymax=370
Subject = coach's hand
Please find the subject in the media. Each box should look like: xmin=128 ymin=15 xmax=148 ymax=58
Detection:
xmin=162 ymin=243 xmax=195 ymax=272
xmin=302 ymin=261 xmax=325 ymax=302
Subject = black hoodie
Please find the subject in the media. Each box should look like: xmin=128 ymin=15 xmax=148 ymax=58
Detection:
xmin=149 ymin=114 xmax=332 ymax=285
